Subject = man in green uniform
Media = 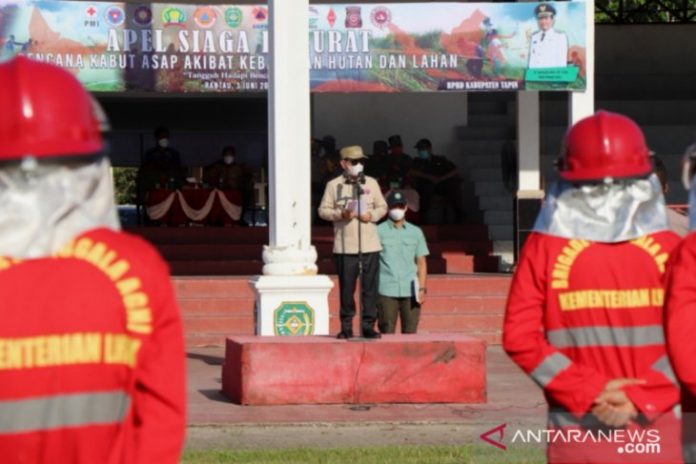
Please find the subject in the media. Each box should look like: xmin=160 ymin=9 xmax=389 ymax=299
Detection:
xmin=377 ymin=191 xmax=430 ymax=334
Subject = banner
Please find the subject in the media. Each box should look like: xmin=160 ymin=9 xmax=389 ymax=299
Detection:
xmin=0 ymin=1 xmax=586 ymax=93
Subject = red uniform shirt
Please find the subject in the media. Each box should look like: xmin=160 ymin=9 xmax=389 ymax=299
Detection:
xmin=505 ymin=232 xmax=681 ymax=463
xmin=665 ymin=233 xmax=696 ymax=461
xmin=0 ymin=228 xmax=186 ymax=464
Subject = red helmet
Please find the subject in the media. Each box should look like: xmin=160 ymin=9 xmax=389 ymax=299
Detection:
xmin=0 ymin=56 xmax=103 ymax=162
xmin=559 ymin=111 xmax=652 ymax=182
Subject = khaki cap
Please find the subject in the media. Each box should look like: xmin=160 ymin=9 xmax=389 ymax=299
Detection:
xmin=340 ymin=145 xmax=368 ymax=160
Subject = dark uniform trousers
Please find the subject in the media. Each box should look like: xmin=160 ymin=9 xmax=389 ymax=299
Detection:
xmin=335 ymin=252 xmax=379 ymax=332
xmin=378 ymin=296 xmax=421 ymax=334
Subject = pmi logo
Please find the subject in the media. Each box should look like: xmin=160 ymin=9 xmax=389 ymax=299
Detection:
xmin=480 ymin=423 xmax=507 ymax=450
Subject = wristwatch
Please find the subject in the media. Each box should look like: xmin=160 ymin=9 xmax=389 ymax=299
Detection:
xmin=419 ymin=287 xmax=427 ymax=294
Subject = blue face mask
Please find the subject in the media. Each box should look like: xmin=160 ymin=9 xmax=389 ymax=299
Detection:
xmin=418 ymin=150 xmax=430 ymax=159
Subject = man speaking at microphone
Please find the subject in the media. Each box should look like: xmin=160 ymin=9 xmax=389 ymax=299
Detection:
xmin=319 ymin=146 xmax=387 ymax=339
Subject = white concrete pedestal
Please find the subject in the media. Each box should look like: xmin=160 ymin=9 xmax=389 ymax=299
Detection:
xmin=252 ymin=275 xmax=333 ymax=336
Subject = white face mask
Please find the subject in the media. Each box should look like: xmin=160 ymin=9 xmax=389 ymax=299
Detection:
xmin=389 ymin=208 xmax=406 ymax=221
xmin=223 ymin=155 xmax=234 ymax=165
xmin=347 ymin=163 xmax=364 ymax=177
xmin=158 ymin=138 xmax=169 ymax=148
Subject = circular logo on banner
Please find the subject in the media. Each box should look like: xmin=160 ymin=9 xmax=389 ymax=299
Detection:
xmin=274 ymin=302 xmax=315 ymax=336
xmin=193 ymin=6 xmax=217 ymax=29
xmin=162 ymin=7 xmax=186 ymax=27
xmin=345 ymin=6 xmax=362 ymax=28
xmin=105 ymin=6 xmax=125 ymax=26
xmin=225 ymin=7 xmax=243 ymax=28
xmin=370 ymin=7 xmax=391 ymax=29
xmin=132 ymin=5 xmax=152 ymax=26
xmin=252 ymin=7 xmax=268 ymax=22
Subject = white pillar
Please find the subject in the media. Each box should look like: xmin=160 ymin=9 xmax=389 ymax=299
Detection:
xmin=569 ymin=0 xmax=595 ymax=124
xmin=517 ymin=91 xmax=541 ymax=191
xmin=253 ymin=0 xmax=332 ymax=336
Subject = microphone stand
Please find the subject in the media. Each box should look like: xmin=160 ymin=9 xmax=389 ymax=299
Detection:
xmin=354 ymin=172 xmax=366 ymax=339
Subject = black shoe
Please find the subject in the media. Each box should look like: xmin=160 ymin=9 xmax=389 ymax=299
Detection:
xmin=362 ymin=328 xmax=382 ymax=339
xmin=336 ymin=330 xmax=353 ymax=340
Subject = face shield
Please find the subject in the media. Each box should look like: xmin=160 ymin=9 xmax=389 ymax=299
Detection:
xmin=533 ymin=174 xmax=668 ymax=243
xmin=0 ymin=156 xmax=120 ymax=258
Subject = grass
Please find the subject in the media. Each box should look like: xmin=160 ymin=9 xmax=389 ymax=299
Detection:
xmin=182 ymin=445 xmax=545 ymax=464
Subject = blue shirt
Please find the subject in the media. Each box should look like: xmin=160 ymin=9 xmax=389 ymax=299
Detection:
xmin=377 ymin=220 xmax=429 ymax=298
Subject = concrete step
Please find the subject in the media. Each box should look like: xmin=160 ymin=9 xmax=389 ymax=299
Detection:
xmin=457 ymin=126 xmax=512 ymax=140
xmin=466 ymin=114 xmax=515 ymax=127
xmin=460 ymin=154 xmax=502 ymax=169
xmin=478 ymin=195 xmax=513 ymax=211
xmin=159 ymin=241 xmax=496 ymax=262
xmin=176 ymin=275 xmax=511 ymax=347
xmin=169 ymin=256 xmax=455 ymax=276
xmin=174 ymin=275 xmax=512 ymax=300
xmin=488 ymin=225 xmax=514 ymax=241
xmin=470 ymin=168 xmax=503 ymax=182
xmin=484 ymin=211 xmax=513 ymax=226
xmin=474 ymin=181 xmax=508 ymax=196
xmin=493 ymin=240 xmax=515 ymax=272
xmin=441 ymin=253 xmax=500 ymax=273
xmin=186 ymin=317 xmax=504 ymax=347
xmin=179 ymin=296 xmax=507 ymax=319
xmin=467 ymin=100 xmax=509 ymax=115
xmin=186 ymin=329 xmax=502 ymax=347
xmin=458 ymin=141 xmax=506 ymax=157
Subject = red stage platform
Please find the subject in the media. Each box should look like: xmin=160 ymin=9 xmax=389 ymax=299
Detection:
xmin=221 ymin=334 xmax=486 ymax=405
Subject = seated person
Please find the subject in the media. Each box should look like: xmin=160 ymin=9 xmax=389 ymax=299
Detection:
xmin=205 ymin=146 xmax=252 ymax=191
xmin=409 ymin=138 xmax=465 ymax=223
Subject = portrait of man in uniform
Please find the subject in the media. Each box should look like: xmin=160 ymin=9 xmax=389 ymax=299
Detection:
xmin=528 ymin=3 xmax=568 ymax=69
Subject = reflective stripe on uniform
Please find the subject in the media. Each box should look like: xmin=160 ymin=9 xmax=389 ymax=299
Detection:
xmin=651 ymin=355 xmax=678 ymax=386
xmin=530 ymin=352 xmax=572 ymax=387
xmin=0 ymin=391 xmax=130 ymax=434
xmin=547 ymin=325 xmax=665 ymax=348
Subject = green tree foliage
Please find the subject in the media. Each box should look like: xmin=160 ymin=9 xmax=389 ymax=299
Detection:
xmin=596 ymin=0 xmax=696 ymax=23
xmin=113 ymin=167 xmax=138 ymax=205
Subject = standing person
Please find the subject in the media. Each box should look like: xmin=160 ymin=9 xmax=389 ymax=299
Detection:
xmin=385 ymin=135 xmax=413 ymax=189
xmin=377 ymin=192 xmax=429 ymax=334
xmin=409 ymin=138 xmax=465 ymax=223
xmin=144 ymin=126 xmax=182 ymax=170
xmin=504 ymin=112 xmax=682 ymax=463
xmin=320 ymin=134 xmax=342 ymax=182
xmin=366 ymin=140 xmax=389 ymax=188
xmin=528 ymin=3 xmax=568 ymax=69
xmin=665 ymin=155 xmax=696 ymax=463
xmin=654 ymin=156 xmax=688 ymax=237
xmin=0 ymin=57 xmax=186 ymax=463
xmin=318 ymin=146 xmax=387 ymax=339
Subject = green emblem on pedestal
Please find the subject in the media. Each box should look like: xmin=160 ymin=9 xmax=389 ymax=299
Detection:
xmin=274 ymin=302 xmax=315 ymax=336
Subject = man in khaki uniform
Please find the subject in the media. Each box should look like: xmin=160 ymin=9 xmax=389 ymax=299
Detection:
xmin=319 ymin=146 xmax=387 ymax=339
